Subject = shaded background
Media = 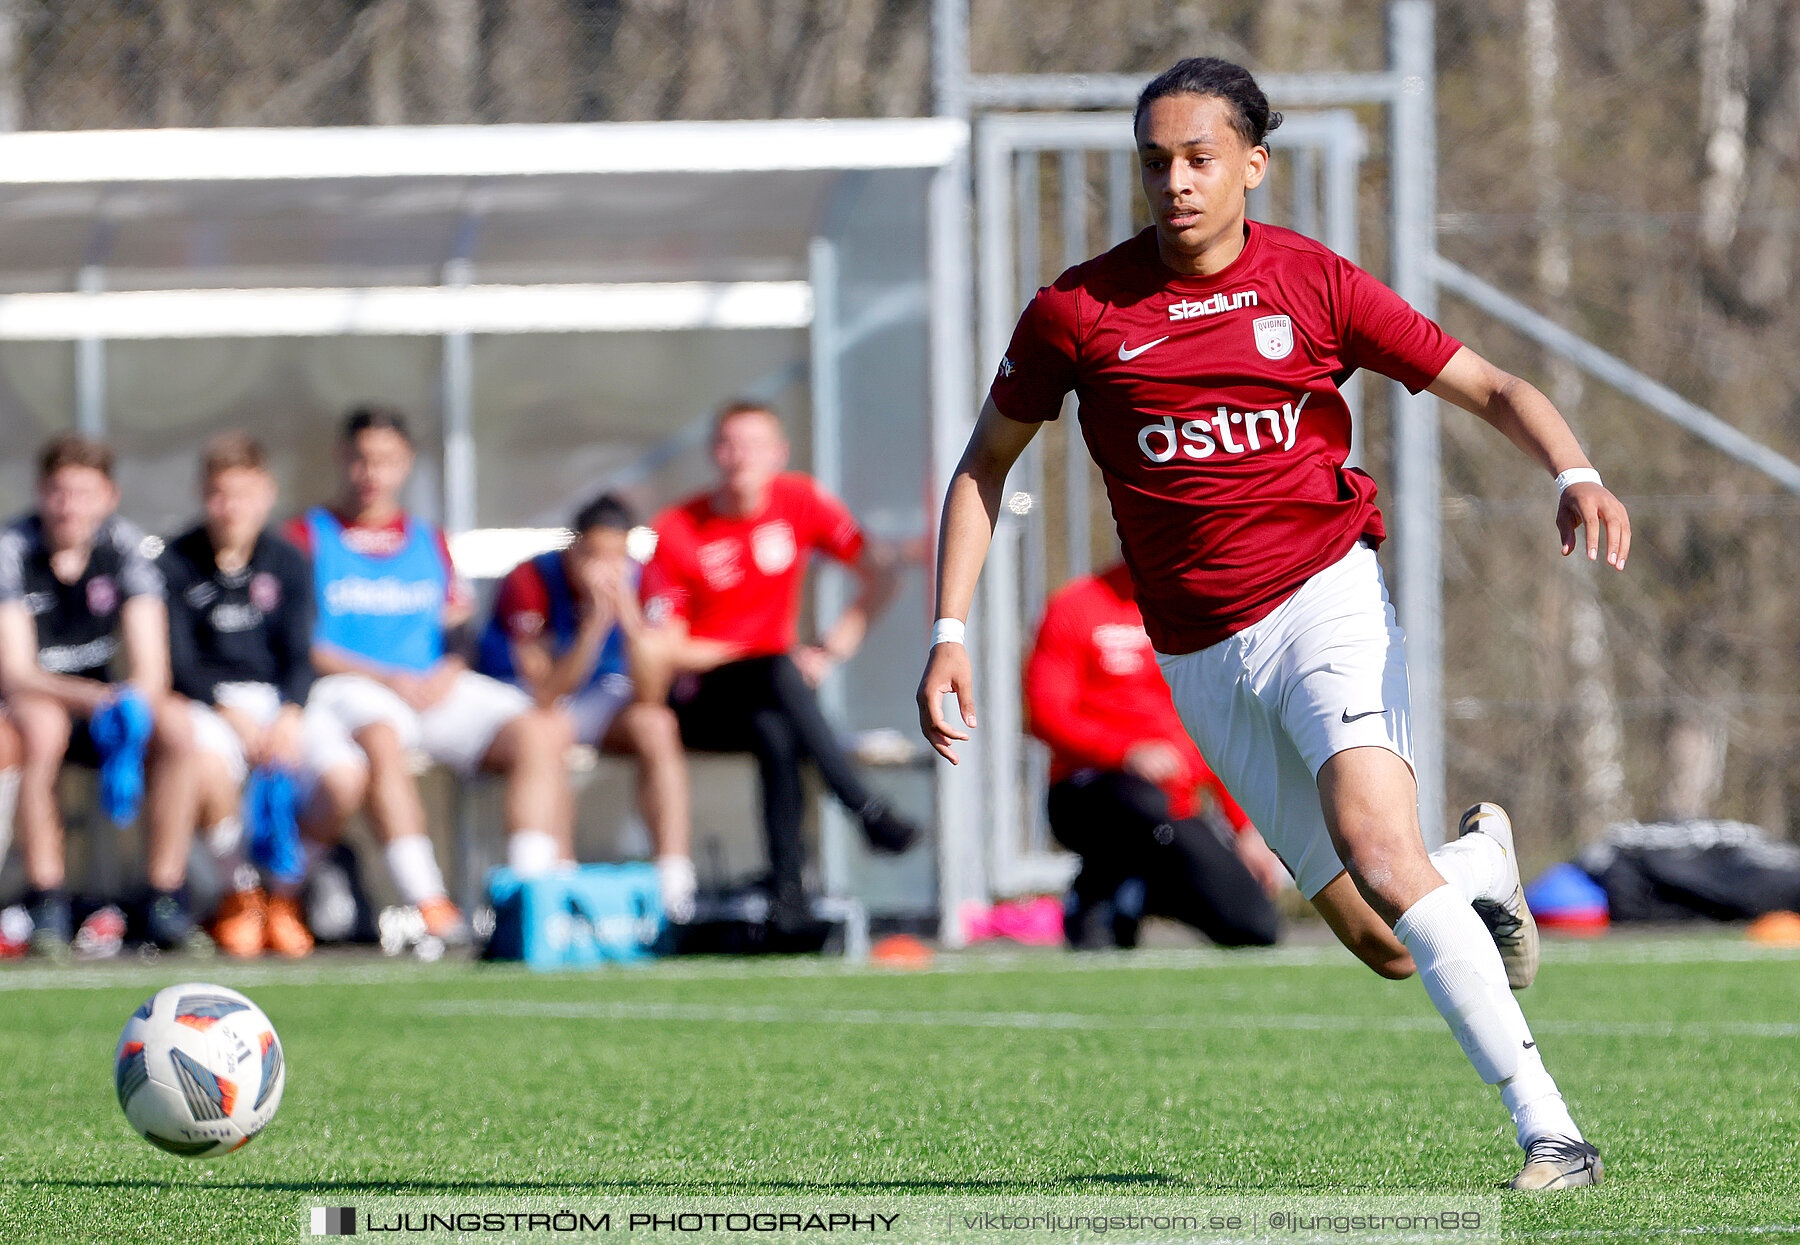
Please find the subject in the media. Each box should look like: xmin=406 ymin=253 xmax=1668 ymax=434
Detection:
xmin=1 ymin=0 xmax=1797 ymax=876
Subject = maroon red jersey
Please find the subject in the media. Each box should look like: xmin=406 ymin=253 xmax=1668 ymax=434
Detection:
xmin=991 ymin=222 xmax=1461 ymax=654
xmin=1025 ymin=564 xmax=1249 ymax=826
xmin=641 ymin=473 xmax=864 ymax=659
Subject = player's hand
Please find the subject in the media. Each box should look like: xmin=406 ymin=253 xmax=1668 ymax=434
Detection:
xmin=1557 ymin=481 xmax=1631 ymax=569
xmin=1234 ymin=826 xmax=1289 ymax=898
xmin=582 ymin=560 xmax=624 ymax=624
xmin=916 ymin=642 xmax=976 ymax=764
xmin=792 ymin=645 xmax=834 ymax=687
xmin=262 ymin=706 xmax=305 ymax=768
xmin=1123 ymin=740 xmax=1187 ymax=786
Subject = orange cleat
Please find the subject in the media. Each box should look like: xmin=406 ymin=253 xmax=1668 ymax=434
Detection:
xmin=416 ymin=895 xmax=472 ymax=946
xmin=263 ymin=893 xmax=315 ymax=959
xmin=209 ymin=889 xmax=267 ymax=959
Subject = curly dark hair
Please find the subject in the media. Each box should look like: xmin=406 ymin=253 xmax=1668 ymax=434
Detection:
xmin=1134 ymin=57 xmax=1284 ymax=150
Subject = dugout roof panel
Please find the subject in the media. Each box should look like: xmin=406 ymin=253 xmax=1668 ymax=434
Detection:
xmin=0 ymin=119 xmax=965 ymax=297
xmin=0 ymin=170 xmax=841 ymax=292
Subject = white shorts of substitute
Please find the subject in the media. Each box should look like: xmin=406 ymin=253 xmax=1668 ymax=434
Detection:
xmin=1156 ymin=540 xmax=1413 ymax=900
xmin=302 ymin=670 xmax=533 ymax=778
xmin=565 ymin=671 xmax=635 ymax=746
xmin=190 ymin=681 xmax=291 ymax=787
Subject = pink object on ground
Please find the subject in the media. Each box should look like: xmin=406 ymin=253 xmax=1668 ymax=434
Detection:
xmin=960 ymin=896 xmax=1066 ymax=946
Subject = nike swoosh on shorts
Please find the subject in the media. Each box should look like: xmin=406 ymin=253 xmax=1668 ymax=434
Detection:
xmin=1118 ymin=336 xmax=1170 ymax=362
xmin=1340 ymin=708 xmax=1388 ymax=723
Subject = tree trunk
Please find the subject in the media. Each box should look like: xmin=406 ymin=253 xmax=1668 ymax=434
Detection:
xmin=430 ymin=0 xmax=479 ymax=123
xmin=0 ymin=0 xmax=20 ymax=132
xmin=368 ymin=0 xmax=409 ymax=126
xmin=1525 ymin=0 xmax=1629 ymax=843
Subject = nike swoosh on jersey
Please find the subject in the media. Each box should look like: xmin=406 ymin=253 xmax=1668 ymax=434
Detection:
xmin=1117 ymin=336 xmax=1170 ymax=362
xmin=1341 ymin=708 xmax=1388 ymax=723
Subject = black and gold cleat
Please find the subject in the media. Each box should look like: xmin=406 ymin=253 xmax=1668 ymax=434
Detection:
xmin=1458 ymin=802 xmax=1539 ymax=989
xmin=1511 ymin=1135 xmax=1603 ymax=1190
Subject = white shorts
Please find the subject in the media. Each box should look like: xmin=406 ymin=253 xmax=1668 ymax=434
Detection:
xmin=190 ymin=682 xmax=287 ymax=787
xmin=1156 ymin=540 xmax=1413 ymax=900
xmin=302 ymin=670 xmax=533 ymax=778
xmin=565 ymin=672 xmax=634 ymax=745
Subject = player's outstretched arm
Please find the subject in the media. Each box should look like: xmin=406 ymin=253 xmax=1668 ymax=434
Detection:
xmin=1427 ymin=346 xmax=1632 ymax=569
xmin=916 ymin=399 xmax=1041 ymax=763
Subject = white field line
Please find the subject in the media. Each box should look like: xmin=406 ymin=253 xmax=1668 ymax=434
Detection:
xmin=420 ymin=998 xmax=1800 ymax=1040
xmin=1528 ymin=1228 xmax=1800 ymax=1241
xmin=0 ymin=933 xmax=1793 ymax=993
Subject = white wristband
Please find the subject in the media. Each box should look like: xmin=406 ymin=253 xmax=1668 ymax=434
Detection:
xmin=931 ymin=618 xmax=966 ymax=649
xmin=1555 ymin=468 xmax=1603 ymax=495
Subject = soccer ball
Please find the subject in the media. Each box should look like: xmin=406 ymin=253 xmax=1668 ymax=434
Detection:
xmin=114 ymin=983 xmax=285 ymax=1158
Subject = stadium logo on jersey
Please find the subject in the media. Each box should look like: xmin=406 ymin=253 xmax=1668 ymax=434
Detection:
xmin=1136 ymin=394 xmax=1310 ymax=464
xmin=86 ymin=575 xmax=118 ymax=616
xmin=751 ymin=522 xmax=797 ymax=575
xmin=1253 ymin=315 xmax=1294 ymax=360
xmin=324 ymin=577 xmax=441 ymax=617
xmin=1168 ymin=289 xmax=1258 ymax=321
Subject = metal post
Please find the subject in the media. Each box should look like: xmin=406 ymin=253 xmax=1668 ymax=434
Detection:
xmin=928 ymin=134 xmax=982 ymax=943
xmin=1059 ymin=150 xmax=1090 ymax=583
xmin=931 ymin=0 xmax=970 ymax=120
xmin=1387 ymin=0 xmax=1444 ymax=843
xmin=973 ymin=121 xmax=1030 ymax=899
xmin=1291 ymin=145 xmax=1318 ymax=244
xmin=75 ymin=265 xmax=106 ymax=436
xmin=1323 ymin=115 xmax=1365 ymax=467
xmin=808 ymin=236 xmax=854 ymax=901
xmin=440 ymin=254 xmax=475 ymax=534
xmin=1106 ymin=148 xmax=1134 ymax=245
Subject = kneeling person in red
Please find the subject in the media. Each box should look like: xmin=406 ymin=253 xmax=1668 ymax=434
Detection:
xmin=1027 ymin=562 xmax=1283 ymax=949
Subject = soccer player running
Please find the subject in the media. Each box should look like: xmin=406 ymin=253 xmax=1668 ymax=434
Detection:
xmin=917 ymin=59 xmax=1627 ymax=1190
xmin=478 ymin=493 xmax=696 ymax=921
xmin=161 ymin=433 xmax=317 ymax=958
xmin=0 ymin=435 xmax=205 ymax=955
xmin=289 ymin=407 xmax=575 ymax=944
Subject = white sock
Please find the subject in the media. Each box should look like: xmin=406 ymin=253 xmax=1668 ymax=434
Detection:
xmin=656 ymin=854 xmax=697 ymax=924
xmin=506 ymin=829 xmax=560 ymax=878
xmin=1395 ymin=885 xmax=1581 ymax=1148
xmin=1429 ymin=832 xmax=1507 ymax=905
xmin=0 ymin=768 xmax=17 ymax=864
xmin=384 ymin=834 xmax=447 ymax=906
xmin=205 ymin=816 xmax=258 ymax=894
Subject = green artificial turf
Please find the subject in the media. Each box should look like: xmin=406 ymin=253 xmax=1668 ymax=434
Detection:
xmin=0 ymin=934 xmax=1795 ymax=1243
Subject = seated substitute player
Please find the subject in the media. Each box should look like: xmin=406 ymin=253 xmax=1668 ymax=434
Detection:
xmin=288 ymin=406 xmax=574 ymax=943
xmin=478 ymin=493 xmax=696 ymax=921
xmin=642 ymin=400 xmax=920 ymax=934
xmin=1026 ymin=560 xmax=1284 ymax=950
xmin=160 ymin=432 xmax=317 ymax=959
xmin=918 ymin=58 xmax=1629 ymax=1190
xmin=0 ymin=435 xmax=204 ymax=955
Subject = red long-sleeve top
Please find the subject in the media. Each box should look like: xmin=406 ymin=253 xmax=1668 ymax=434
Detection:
xmin=1024 ymin=563 xmax=1250 ymax=828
